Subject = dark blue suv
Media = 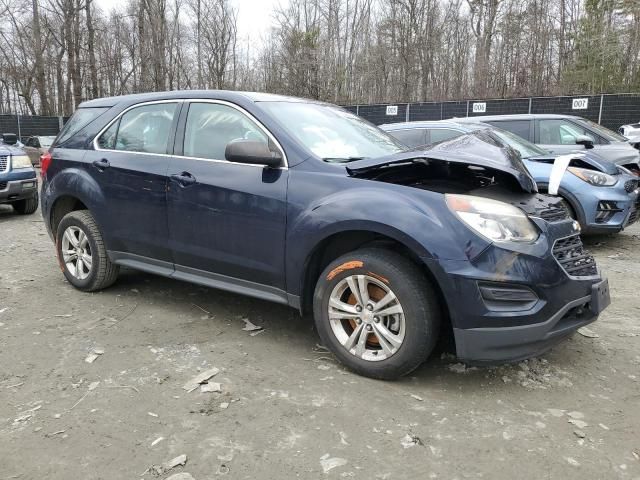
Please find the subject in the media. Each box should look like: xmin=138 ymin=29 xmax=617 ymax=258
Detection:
xmin=41 ymin=91 xmax=610 ymax=379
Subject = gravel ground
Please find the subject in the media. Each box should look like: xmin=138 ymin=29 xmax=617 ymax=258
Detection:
xmin=1 ymin=201 xmax=639 ymax=480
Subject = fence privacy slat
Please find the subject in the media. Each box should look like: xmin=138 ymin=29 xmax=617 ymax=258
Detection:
xmin=2 ymin=94 xmax=639 ymax=140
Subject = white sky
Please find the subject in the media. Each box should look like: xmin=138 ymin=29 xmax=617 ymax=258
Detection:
xmin=93 ymin=0 xmax=285 ymax=42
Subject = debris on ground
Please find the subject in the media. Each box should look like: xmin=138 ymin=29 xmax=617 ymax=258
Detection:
xmin=241 ymin=317 xmax=263 ymax=333
xmin=448 ymin=363 xmax=474 ymax=374
xmin=320 ymin=454 xmax=347 ymax=473
xmin=573 ymin=430 xmax=586 ymax=438
xmin=200 ymin=382 xmax=222 ymax=393
xmin=577 ymin=327 xmax=599 ymax=338
xmin=147 ymin=454 xmax=188 ymax=476
xmin=410 ymin=394 xmax=423 ymax=401
xmin=165 ymin=473 xmax=195 ymax=480
xmin=148 ymin=412 xmax=158 ymax=417
xmin=183 ymin=368 xmax=220 ymax=392
xmin=400 ymin=434 xmax=423 ymax=449
xmin=568 ymin=419 xmax=589 ymax=429
xmin=84 ymin=348 xmax=104 ymax=364
xmin=150 ymin=437 xmax=164 ymax=447
xmin=219 ymin=402 xmax=229 ymax=409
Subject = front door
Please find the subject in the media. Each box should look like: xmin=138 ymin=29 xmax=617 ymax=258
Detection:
xmin=537 ymin=118 xmax=595 ymax=154
xmin=86 ymin=101 xmax=180 ymax=263
xmin=166 ymin=101 xmax=288 ymax=295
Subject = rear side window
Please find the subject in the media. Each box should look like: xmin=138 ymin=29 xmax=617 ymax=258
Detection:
xmin=488 ymin=120 xmax=531 ymax=140
xmin=428 ymin=128 xmax=462 ymax=143
xmin=98 ymin=103 xmax=177 ymax=154
xmin=183 ymin=102 xmax=268 ymax=160
xmin=57 ymin=107 xmax=108 ymax=145
xmin=389 ymin=129 xmax=426 ymax=148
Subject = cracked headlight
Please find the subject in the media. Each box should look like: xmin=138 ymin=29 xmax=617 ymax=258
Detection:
xmin=568 ymin=166 xmax=617 ymax=186
xmin=446 ymin=194 xmax=539 ymax=243
xmin=11 ymin=155 xmax=32 ymax=169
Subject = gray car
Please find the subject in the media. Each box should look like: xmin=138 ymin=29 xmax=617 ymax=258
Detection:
xmin=461 ymin=114 xmax=640 ymax=175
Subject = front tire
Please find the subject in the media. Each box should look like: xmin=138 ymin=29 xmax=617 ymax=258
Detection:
xmin=313 ymin=248 xmax=441 ymax=380
xmin=12 ymin=192 xmax=38 ymax=215
xmin=55 ymin=210 xmax=119 ymax=291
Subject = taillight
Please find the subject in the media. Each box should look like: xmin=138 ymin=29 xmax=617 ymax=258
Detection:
xmin=40 ymin=152 xmax=52 ymax=178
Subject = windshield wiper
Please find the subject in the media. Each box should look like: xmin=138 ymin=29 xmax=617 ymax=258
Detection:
xmin=322 ymin=156 xmax=366 ymax=163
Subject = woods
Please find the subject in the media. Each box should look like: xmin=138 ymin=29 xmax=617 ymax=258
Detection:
xmin=1 ymin=0 xmax=640 ymax=116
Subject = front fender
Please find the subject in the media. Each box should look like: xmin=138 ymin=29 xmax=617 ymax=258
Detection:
xmin=285 ymin=181 xmax=490 ymax=297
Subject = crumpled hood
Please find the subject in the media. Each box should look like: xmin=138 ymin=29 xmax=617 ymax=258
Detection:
xmin=346 ymin=131 xmax=538 ymax=193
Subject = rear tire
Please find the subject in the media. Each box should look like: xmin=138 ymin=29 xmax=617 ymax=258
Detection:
xmin=12 ymin=192 xmax=38 ymax=215
xmin=55 ymin=210 xmax=119 ymax=292
xmin=313 ymin=248 xmax=441 ymax=380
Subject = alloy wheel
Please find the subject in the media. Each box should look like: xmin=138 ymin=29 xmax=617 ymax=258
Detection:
xmin=328 ymin=274 xmax=405 ymax=362
xmin=61 ymin=226 xmax=93 ymax=280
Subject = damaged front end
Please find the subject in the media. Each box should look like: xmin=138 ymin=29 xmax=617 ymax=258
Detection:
xmin=347 ymin=132 xmax=610 ymax=364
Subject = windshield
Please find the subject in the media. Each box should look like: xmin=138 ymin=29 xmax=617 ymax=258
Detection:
xmin=260 ymin=102 xmax=404 ymax=162
xmin=490 ymin=127 xmax=548 ymax=159
xmin=576 ymin=118 xmax=627 ymax=142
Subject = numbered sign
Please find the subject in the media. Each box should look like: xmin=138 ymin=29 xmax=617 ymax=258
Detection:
xmin=472 ymin=102 xmax=486 ymax=113
xmin=572 ymin=98 xmax=589 ymax=110
xmin=386 ymin=105 xmax=398 ymax=116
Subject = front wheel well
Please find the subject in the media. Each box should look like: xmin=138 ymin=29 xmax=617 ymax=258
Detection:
xmin=50 ymin=196 xmax=88 ymax=236
xmin=300 ymin=231 xmax=452 ymax=344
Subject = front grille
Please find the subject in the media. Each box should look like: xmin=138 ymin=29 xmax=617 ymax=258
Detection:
xmin=539 ymin=203 xmax=570 ymax=223
xmin=0 ymin=155 xmax=8 ymax=173
xmin=624 ymin=179 xmax=639 ymax=193
xmin=0 ymin=181 xmax=7 ymax=191
xmin=553 ymin=235 xmax=598 ymax=277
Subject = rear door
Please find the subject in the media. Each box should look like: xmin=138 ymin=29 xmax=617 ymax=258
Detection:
xmin=485 ymin=120 xmax=533 ymax=142
xmin=166 ymin=100 xmax=288 ymax=295
xmin=87 ymin=100 xmax=180 ymax=265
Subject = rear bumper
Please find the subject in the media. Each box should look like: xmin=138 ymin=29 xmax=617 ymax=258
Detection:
xmin=453 ymin=278 xmax=608 ymax=363
xmin=0 ymin=177 xmax=38 ymax=203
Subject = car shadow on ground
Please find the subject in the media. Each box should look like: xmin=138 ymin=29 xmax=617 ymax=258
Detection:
xmin=97 ymin=267 xmax=585 ymax=390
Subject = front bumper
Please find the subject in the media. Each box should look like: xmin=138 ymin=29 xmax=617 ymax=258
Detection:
xmin=575 ymin=180 xmax=639 ymax=234
xmin=453 ymin=278 xmax=609 ymax=363
xmin=426 ymin=218 xmax=609 ymax=364
xmin=0 ymin=177 xmax=38 ymax=203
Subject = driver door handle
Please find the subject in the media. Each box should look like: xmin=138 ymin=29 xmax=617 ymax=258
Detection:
xmin=170 ymin=171 xmax=197 ymax=187
xmin=92 ymin=158 xmax=110 ymax=171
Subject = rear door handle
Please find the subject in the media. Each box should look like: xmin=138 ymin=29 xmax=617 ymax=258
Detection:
xmin=170 ymin=171 xmax=197 ymax=187
xmin=92 ymin=158 xmax=110 ymax=171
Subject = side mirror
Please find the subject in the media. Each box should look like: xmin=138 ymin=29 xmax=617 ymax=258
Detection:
xmin=575 ymin=134 xmax=594 ymax=149
xmin=225 ymin=140 xmax=282 ymax=168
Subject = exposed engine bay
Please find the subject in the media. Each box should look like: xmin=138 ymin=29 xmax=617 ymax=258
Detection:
xmin=351 ymin=157 xmax=569 ymax=218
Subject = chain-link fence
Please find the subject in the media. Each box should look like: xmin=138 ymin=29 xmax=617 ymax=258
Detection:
xmin=1 ymin=93 xmax=639 ymax=139
xmin=343 ymin=93 xmax=640 ymax=131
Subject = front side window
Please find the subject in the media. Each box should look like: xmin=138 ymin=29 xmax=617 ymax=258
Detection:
xmin=429 ymin=128 xmax=463 ymax=143
xmin=390 ymin=129 xmax=426 ymax=148
xmin=183 ymin=103 xmax=269 ymax=160
xmin=260 ymin=102 xmax=404 ymax=162
xmin=97 ymin=103 xmax=177 ymax=154
xmin=538 ymin=119 xmax=594 ymax=145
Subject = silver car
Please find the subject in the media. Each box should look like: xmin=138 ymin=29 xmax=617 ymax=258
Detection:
xmin=464 ymin=114 xmax=640 ymax=175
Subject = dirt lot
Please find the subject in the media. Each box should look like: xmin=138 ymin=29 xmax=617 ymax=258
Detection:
xmin=1 ymin=201 xmax=639 ymax=480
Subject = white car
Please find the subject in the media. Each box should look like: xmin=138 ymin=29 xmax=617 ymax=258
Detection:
xmin=619 ymin=123 xmax=640 ymax=150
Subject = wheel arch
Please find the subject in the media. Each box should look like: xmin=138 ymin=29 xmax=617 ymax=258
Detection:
xmin=298 ymin=229 xmax=451 ymax=332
